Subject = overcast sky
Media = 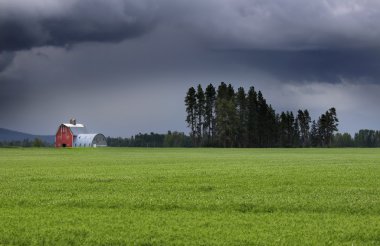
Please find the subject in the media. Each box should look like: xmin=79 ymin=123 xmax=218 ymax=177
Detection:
xmin=1 ymin=0 xmax=380 ymax=136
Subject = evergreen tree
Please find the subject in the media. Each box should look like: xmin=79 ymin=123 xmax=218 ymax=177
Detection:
xmin=164 ymin=131 xmax=191 ymax=147
xmin=318 ymin=113 xmax=327 ymax=147
xmin=318 ymin=108 xmax=339 ymax=147
xmin=185 ymin=87 xmax=197 ymax=145
xmin=215 ymin=83 xmax=237 ymax=147
xmin=227 ymin=84 xmax=238 ymax=147
xmin=236 ymin=87 xmax=248 ymax=147
xmin=297 ymin=109 xmax=311 ymax=147
xmin=288 ymin=112 xmax=296 ymax=147
xmin=267 ymin=105 xmax=278 ymax=147
xmin=195 ymin=84 xmax=205 ymax=146
xmin=354 ymin=130 xmax=380 ymax=147
xmin=215 ymin=82 xmax=229 ymax=147
xmin=332 ymin=133 xmax=354 ymax=147
xmin=33 ymin=138 xmax=44 ymax=147
xmin=274 ymin=113 xmax=281 ymax=146
xmin=257 ymin=91 xmax=268 ymax=147
xmin=293 ymin=117 xmax=300 ymax=147
xmin=204 ymin=84 xmax=216 ymax=146
xmin=279 ymin=111 xmax=296 ymax=147
xmin=22 ymin=139 xmax=31 ymax=147
xmin=310 ymin=120 xmax=319 ymax=147
xmin=325 ymin=107 xmax=339 ymax=146
xmin=247 ymin=87 xmax=258 ymax=147
xmin=279 ymin=112 xmax=288 ymax=147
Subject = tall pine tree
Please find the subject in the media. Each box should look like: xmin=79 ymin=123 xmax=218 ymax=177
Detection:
xmin=310 ymin=120 xmax=319 ymax=147
xmin=215 ymin=83 xmax=237 ymax=147
xmin=247 ymin=87 xmax=258 ymax=147
xmin=297 ymin=109 xmax=311 ymax=147
xmin=195 ymin=84 xmax=205 ymax=146
xmin=204 ymin=84 xmax=216 ymax=146
xmin=236 ymin=87 xmax=248 ymax=147
xmin=185 ymin=87 xmax=197 ymax=146
xmin=215 ymin=82 xmax=229 ymax=147
xmin=257 ymin=91 xmax=269 ymax=147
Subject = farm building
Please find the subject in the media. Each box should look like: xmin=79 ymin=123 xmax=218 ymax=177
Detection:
xmin=55 ymin=119 xmax=107 ymax=148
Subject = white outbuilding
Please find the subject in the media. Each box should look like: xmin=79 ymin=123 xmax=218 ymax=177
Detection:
xmin=73 ymin=133 xmax=107 ymax=147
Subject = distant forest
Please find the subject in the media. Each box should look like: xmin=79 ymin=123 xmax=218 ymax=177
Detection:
xmin=104 ymin=130 xmax=380 ymax=148
xmin=106 ymin=131 xmax=192 ymax=147
xmin=0 ymin=138 xmax=50 ymax=148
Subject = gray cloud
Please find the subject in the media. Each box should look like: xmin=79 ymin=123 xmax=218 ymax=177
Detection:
xmin=0 ymin=52 xmax=15 ymax=73
xmin=0 ymin=0 xmax=156 ymax=51
xmin=223 ymin=49 xmax=380 ymax=83
xmin=163 ymin=0 xmax=380 ymax=50
xmin=3 ymin=0 xmax=380 ymax=52
xmin=3 ymin=0 xmax=380 ymax=81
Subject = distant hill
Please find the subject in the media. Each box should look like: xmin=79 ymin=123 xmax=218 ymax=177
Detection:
xmin=0 ymin=128 xmax=54 ymax=144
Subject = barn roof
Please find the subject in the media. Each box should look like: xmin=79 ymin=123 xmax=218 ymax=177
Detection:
xmin=73 ymin=133 xmax=107 ymax=147
xmin=63 ymin=123 xmax=85 ymax=128
xmin=74 ymin=134 xmax=97 ymax=146
xmin=63 ymin=123 xmax=88 ymax=136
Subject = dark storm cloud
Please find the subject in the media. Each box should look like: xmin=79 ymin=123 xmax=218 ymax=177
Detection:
xmin=4 ymin=0 xmax=379 ymax=83
xmin=0 ymin=75 xmax=29 ymax=113
xmin=162 ymin=0 xmax=380 ymax=83
xmin=165 ymin=0 xmax=380 ymax=51
xmin=3 ymin=0 xmax=380 ymax=52
xmin=0 ymin=52 xmax=15 ymax=73
xmin=225 ymin=49 xmax=380 ymax=83
xmin=0 ymin=0 xmax=156 ymax=52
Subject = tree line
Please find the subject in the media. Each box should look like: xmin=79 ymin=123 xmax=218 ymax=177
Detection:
xmin=332 ymin=130 xmax=380 ymax=147
xmin=0 ymin=138 xmax=49 ymax=147
xmin=185 ymin=82 xmax=339 ymax=147
xmin=106 ymin=131 xmax=192 ymax=147
xmin=106 ymin=129 xmax=380 ymax=148
xmin=2 ymin=129 xmax=379 ymax=148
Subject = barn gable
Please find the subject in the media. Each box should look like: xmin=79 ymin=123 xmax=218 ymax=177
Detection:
xmin=63 ymin=123 xmax=88 ymax=136
xmin=55 ymin=124 xmax=73 ymax=147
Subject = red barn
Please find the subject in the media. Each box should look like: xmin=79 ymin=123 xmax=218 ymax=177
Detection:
xmin=55 ymin=118 xmax=107 ymax=148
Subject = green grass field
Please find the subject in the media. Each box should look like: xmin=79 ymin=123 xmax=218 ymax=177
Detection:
xmin=0 ymin=148 xmax=379 ymax=245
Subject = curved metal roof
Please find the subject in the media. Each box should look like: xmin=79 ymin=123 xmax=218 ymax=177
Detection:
xmin=74 ymin=134 xmax=97 ymax=146
xmin=73 ymin=133 xmax=107 ymax=147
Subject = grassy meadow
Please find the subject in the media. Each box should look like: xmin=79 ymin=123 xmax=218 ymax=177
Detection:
xmin=0 ymin=148 xmax=379 ymax=245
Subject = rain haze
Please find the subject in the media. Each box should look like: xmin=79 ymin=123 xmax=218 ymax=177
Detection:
xmin=1 ymin=0 xmax=380 ymax=136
